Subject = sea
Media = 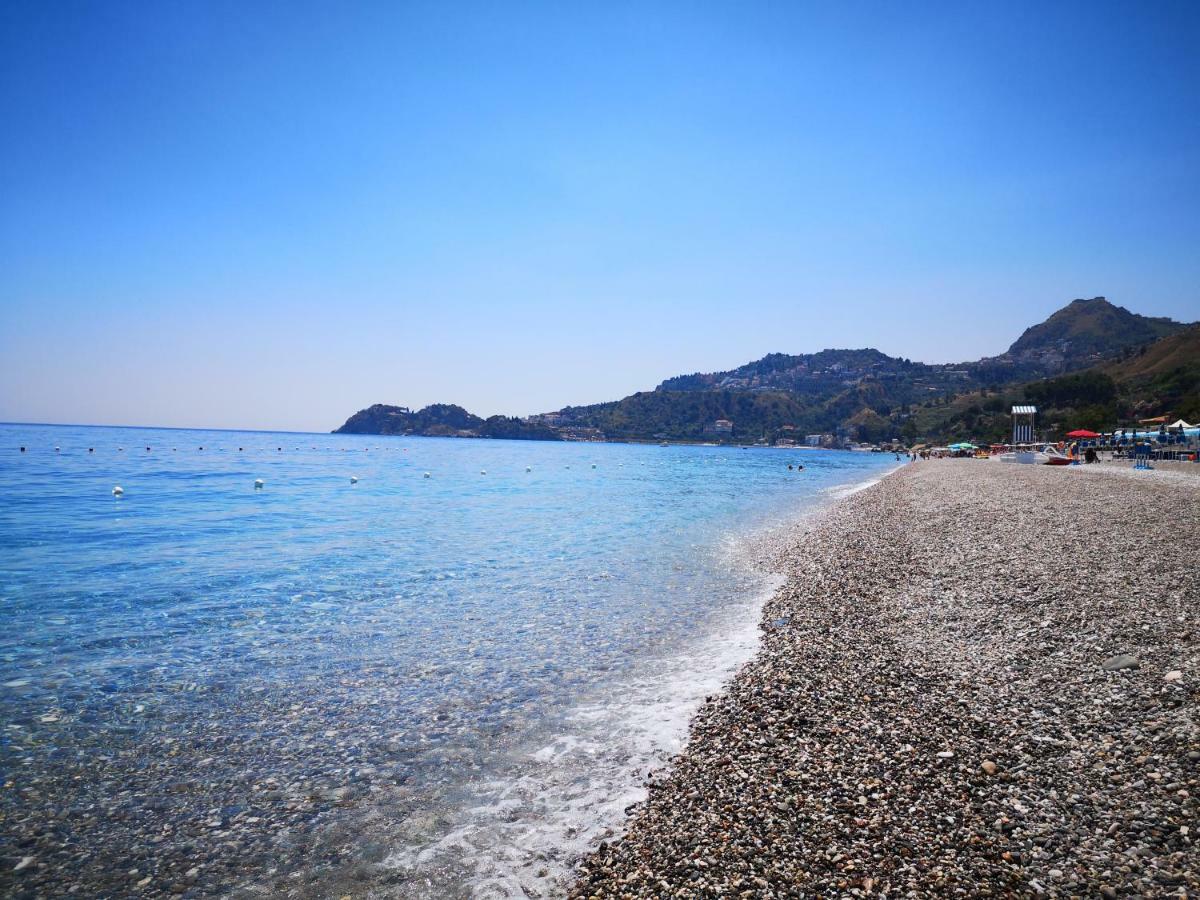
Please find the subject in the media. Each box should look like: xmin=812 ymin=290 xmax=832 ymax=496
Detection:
xmin=0 ymin=423 xmax=897 ymax=897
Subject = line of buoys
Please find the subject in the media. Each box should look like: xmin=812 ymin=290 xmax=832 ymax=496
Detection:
xmin=6 ymin=443 xmax=638 ymax=494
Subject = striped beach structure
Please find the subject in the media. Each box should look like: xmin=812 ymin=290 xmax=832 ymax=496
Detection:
xmin=1011 ymin=405 xmax=1036 ymax=444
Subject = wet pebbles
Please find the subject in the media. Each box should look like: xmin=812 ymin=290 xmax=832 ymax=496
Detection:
xmin=572 ymin=461 xmax=1199 ymax=898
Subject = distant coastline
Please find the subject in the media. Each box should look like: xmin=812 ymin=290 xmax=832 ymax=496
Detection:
xmin=334 ymin=300 xmax=1198 ymax=450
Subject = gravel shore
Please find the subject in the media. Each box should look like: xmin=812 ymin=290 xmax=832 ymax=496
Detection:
xmin=571 ymin=460 xmax=1199 ymax=898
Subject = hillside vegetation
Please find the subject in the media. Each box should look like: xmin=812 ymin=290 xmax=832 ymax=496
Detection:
xmin=335 ymin=298 xmax=1197 ymax=444
xmin=911 ymin=325 xmax=1200 ymax=443
xmin=336 ymin=404 xmax=561 ymax=440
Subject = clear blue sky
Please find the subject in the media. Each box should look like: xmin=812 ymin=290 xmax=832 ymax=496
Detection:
xmin=2 ymin=1 xmax=1198 ymax=431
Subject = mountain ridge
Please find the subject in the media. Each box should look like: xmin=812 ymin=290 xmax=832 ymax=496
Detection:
xmin=334 ymin=297 xmax=1196 ymax=443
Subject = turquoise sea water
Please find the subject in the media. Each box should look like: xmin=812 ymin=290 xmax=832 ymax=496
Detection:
xmin=0 ymin=424 xmax=896 ymax=897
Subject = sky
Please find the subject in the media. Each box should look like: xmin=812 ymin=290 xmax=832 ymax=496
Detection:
xmin=1 ymin=1 xmax=1198 ymax=432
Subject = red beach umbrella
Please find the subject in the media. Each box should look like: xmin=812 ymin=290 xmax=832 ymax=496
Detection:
xmin=1066 ymin=429 xmax=1100 ymax=439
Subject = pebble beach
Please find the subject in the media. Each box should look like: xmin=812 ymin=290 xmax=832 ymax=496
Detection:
xmin=572 ymin=460 xmax=1199 ymax=898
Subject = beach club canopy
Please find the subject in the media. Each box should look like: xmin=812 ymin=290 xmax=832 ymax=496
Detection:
xmin=1169 ymin=419 xmax=1194 ymax=429
xmin=1066 ymin=429 xmax=1100 ymax=439
xmin=948 ymin=442 xmax=976 ymax=450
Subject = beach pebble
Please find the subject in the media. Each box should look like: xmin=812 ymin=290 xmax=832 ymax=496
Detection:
xmin=1101 ymin=653 xmax=1139 ymax=671
xmin=1163 ymin=670 xmax=1182 ymax=681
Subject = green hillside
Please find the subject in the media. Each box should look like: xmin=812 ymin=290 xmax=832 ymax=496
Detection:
xmin=335 ymin=404 xmax=562 ymax=440
xmin=1006 ymin=297 xmax=1186 ymax=362
xmin=911 ymin=325 xmax=1200 ymax=443
xmin=333 ymin=298 xmax=1195 ymax=446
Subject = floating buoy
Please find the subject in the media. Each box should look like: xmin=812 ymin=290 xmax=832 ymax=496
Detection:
xmin=350 ymin=475 xmax=358 ymax=484
xmin=112 ymin=485 xmax=124 ymax=496
xmin=254 ymin=478 xmax=264 ymax=489
xmin=423 ymin=471 xmax=431 ymax=478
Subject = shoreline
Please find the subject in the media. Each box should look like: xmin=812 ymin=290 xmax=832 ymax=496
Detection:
xmin=571 ymin=460 xmax=1199 ymax=897
xmin=381 ymin=467 xmax=896 ymax=897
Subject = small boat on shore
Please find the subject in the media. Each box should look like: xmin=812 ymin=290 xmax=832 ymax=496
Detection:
xmin=1043 ymin=446 xmax=1073 ymax=465
xmin=997 ymin=444 xmax=1074 ymax=465
xmin=998 ymin=446 xmax=1048 ymax=464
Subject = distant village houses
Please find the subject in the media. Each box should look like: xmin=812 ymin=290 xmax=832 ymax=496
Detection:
xmin=525 ymin=412 xmax=565 ymax=426
xmin=557 ymin=426 xmax=605 ymax=442
xmin=705 ymin=418 xmax=734 ymax=435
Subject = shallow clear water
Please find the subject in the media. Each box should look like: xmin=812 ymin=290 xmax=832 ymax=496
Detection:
xmin=0 ymin=424 xmax=896 ymax=897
